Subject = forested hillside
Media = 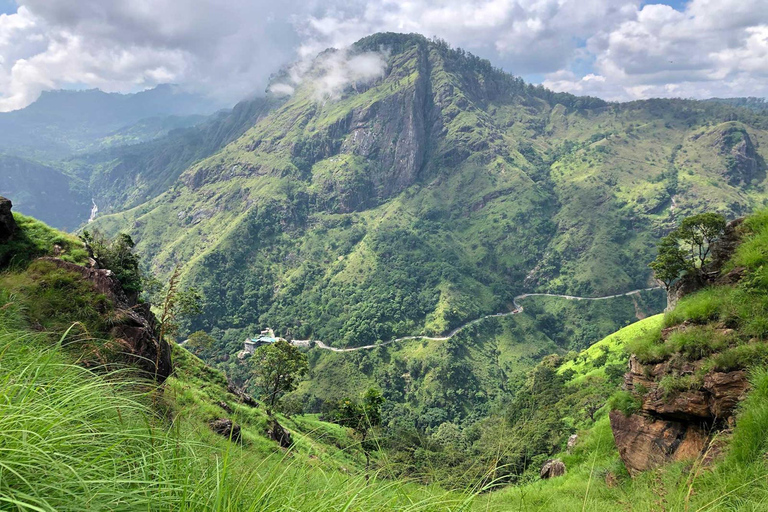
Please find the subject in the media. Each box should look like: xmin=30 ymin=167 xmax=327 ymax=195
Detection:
xmin=0 ymin=85 xmax=223 ymax=229
xmin=92 ymin=33 xmax=767 ymax=354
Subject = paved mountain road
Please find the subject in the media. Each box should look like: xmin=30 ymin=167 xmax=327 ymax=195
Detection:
xmin=291 ymin=287 xmax=663 ymax=353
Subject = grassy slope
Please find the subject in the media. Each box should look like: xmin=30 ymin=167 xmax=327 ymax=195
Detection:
xmin=0 ymin=216 xmax=469 ymax=511
xmin=480 ymin=209 xmax=768 ymax=510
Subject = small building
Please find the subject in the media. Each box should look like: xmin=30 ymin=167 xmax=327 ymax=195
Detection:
xmin=243 ymin=328 xmax=283 ymax=355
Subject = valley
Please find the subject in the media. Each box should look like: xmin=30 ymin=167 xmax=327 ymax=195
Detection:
xmin=291 ymin=286 xmax=662 ymax=352
xmin=2 ymin=25 xmax=768 ymax=512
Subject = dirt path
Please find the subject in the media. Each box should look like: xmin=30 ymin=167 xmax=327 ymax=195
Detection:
xmin=292 ymin=287 xmax=662 ymax=353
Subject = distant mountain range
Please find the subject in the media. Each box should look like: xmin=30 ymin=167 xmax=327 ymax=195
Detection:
xmin=0 ymin=84 xmax=225 ymax=229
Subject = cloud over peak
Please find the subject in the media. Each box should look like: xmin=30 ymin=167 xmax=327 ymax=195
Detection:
xmin=0 ymin=0 xmax=765 ymax=111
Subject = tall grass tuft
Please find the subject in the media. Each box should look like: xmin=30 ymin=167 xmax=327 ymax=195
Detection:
xmin=0 ymin=297 xmax=470 ymax=511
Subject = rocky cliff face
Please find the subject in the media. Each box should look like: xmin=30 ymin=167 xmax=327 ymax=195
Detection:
xmin=610 ymin=351 xmax=749 ymax=476
xmin=614 ymin=218 xmax=750 ymax=475
xmin=716 ymin=125 xmax=765 ymax=187
xmin=41 ymin=257 xmax=172 ymax=382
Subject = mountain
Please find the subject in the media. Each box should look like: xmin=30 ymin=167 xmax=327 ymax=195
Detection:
xmin=0 ymin=84 xmax=220 ymax=159
xmin=92 ymin=33 xmax=768 ymax=352
xmin=0 ymin=87 xmax=273 ymax=229
xmin=0 ymin=155 xmax=90 ymax=230
xmin=705 ymin=96 xmax=768 ymax=113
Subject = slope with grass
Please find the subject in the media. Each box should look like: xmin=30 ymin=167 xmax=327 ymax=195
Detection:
xmin=476 ymin=208 xmax=768 ymax=510
xmin=0 ymin=203 xmax=470 ymax=511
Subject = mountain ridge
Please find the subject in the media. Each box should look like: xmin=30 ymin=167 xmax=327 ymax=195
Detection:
xmin=88 ymin=34 xmax=768 ymax=353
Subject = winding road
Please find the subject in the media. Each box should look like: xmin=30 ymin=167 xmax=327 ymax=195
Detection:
xmin=292 ymin=287 xmax=662 ymax=353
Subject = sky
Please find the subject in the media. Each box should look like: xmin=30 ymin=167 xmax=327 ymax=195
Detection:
xmin=0 ymin=0 xmax=765 ymax=111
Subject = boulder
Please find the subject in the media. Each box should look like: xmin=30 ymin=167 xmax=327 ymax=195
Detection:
xmin=266 ymin=418 xmax=293 ymax=448
xmin=0 ymin=196 xmax=17 ymax=243
xmin=209 ymin=418 xmax=242 ymax=442
xmin=540 ymin=459 xmax=566 ymax=479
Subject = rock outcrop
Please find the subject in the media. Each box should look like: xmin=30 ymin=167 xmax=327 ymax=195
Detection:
xmin=715 ymin=125 xmax=765 ymax=187
xmin=566 ymin=434 xmax=578 ymax=453
xmin=611 ymin=352 xmax=749 ymax=476
xmin=0 ymin=196 xmax=17 ymax=242
xmin=209 ymin=418 xmax=242 ymax=442
xmin=266 ymin=418 xmax=293 ymax=448
xmin=540 ymin=459 xmax=566 ymax=479
xmin=40 ymin=257 xmax=173 ymax=382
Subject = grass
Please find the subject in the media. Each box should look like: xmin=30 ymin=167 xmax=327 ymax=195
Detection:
xmin=0 ymin=295 xmax=473 ymax=511
xmin=0 ymin=213 xmax=88 ymax=268
xmin=477 ymin=366 xmax=768 ymax=511
xmin=559 ymin=314 xmax=664 ymax=383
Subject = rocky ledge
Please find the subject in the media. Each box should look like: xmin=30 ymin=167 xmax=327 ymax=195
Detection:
xmin=40 ymin=257 xmax=173 ymax=382
xmin=0 ymin=196 xmax=17 ymax=242
xmin=610 ymin=350 xmax=749 ymax=476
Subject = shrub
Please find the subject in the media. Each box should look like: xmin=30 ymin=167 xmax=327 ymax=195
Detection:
xmin=608 ymin=391 xmax=642 ymax=416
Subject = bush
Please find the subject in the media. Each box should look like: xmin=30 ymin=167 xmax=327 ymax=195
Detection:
xmin=608 ymin=391 xmax=642 ymax=416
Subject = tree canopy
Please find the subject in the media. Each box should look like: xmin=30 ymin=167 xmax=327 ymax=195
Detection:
xmin=649 ymin=212 xmax=727 ymax=291
xmin=250 ymin=340 xmax=308 ymax=415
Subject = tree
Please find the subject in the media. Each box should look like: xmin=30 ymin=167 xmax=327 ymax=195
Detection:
xmin=332 ymin=388 xmax=385 ymax=471
xmin=677 ymin=213 xmax=727 ymax=268
xmin=185 ymin=330 xmax=215 ymax=354
xmin=649 ymin=212 xmax=726 ymax=291
xmin=649 ymin=233 xmax=688 ymax=291
xmin=80 ymin=230 xmax=142 ymax=295
xmin=250 ymin=340 xmax=308 ymax=415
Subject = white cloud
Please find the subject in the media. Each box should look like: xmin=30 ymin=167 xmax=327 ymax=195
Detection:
xmin=0 ymin=0 xmax=765 ymax=110
xmin=544 ymin=0 xmax=768 ymax=100
xmin=268 ymin=48 xmax=388 ymax=101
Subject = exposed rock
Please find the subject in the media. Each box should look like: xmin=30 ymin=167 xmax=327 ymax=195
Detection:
xmin=217 ymin=401 xmax=233 ymax=414
xmin=209 ymin=418 xmax=242 ymax=442
xmin=227 ymin=382 xmax=260 ymax=408
xmin=611 ymin=352 xmax=750 ymax=476
xmin=540 ymin=459 xmax=566 ymax=479
xmin=38 ymin=257 xmax=172 ymax=382
xmin=715 ymin=125 xmax=765 ymax=187
xmin=566 ymin=434 xmax=578 ymax=453
xmin=609 ymin=411 xmax=708 ymax=477
xmin=266 ymin=418 xmax=293 ymax=448
xmin=0 ymin=196 xmax=17 ymax=243
xmin=704 ymin=371 xmax=750 ymax=418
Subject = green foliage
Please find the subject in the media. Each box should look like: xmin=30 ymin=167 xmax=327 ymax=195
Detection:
xmin=0 ymin=311 xmax=469 ymax=511
xmin=332 ymin=388 xmax=385 ymax=437
xmin=649 ymin=234 xmax=687 ymax=290
xmin=330 ymin=388 xmax=385 ymax=469
xmin=81 ymin=229 xmax=143 ymax=294
xmin=186 ymin=330 xmax=216 ymax=352
xmin=250 ymin=340 xmax=309 ymax=414
xmin=677 ymin=212 xmax=727 ymax=268
xmin=0 ymin=260 xmax=112 ymax=337
xmin=649 ymin=212 xmax=727 ymax=290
